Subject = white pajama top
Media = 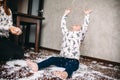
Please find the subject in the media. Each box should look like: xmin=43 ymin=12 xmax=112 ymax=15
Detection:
xmin=60 ymin=13 xmax=90 ymax=60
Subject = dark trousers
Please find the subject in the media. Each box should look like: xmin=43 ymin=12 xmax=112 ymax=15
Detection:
xmin=37 ymin=57 xmax=79 ymax=78
xmin=0 ymin=37 xmax=24 ymax=61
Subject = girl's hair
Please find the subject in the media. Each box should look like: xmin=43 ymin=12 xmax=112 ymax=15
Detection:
xmin=0 ymin=0 xmax=11 ymax=15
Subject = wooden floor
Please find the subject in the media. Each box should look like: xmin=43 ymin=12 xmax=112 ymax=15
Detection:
xmin=0 ymin=48 xmax=120 ymax=80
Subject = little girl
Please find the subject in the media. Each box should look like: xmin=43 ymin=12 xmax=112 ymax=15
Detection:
xmin=26 ymin=8 xmax=92 ymax=79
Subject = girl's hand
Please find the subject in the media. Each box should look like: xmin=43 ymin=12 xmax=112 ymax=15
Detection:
xmin=64 ymin=8 xmax=71 ymax=15
xmin=84 ymin=9 xmax=92 ymax=14
xmin=9 ymin=26 xmax=22 ymax=35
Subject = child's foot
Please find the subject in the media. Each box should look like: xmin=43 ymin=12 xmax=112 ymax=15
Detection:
xmin=52 ymin=71 xmax=68 ymax=80
xmin=26 ymin=59 xmax=38 ymax=72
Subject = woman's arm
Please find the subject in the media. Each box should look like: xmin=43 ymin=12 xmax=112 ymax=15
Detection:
xmin=7 ymin=9 xmax=22 ymax=35
xmin=6 ymin=9 xmax=22 ymax=35
xmin=7 ymin=9 xmax=13 ymax=28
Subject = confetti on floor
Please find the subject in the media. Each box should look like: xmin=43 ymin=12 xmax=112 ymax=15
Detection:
xmin=0 ymin=49 xmax=120 ymax=80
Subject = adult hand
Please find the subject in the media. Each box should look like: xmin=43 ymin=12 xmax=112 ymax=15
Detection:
xmin=9 ymin=26 xmax=22 ymax=35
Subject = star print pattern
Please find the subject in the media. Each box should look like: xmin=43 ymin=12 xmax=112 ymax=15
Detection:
xmin=60 ymin=14 xmax=90 ymax=60
xmin=0 ymin=6 xmax=13 ymax=37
